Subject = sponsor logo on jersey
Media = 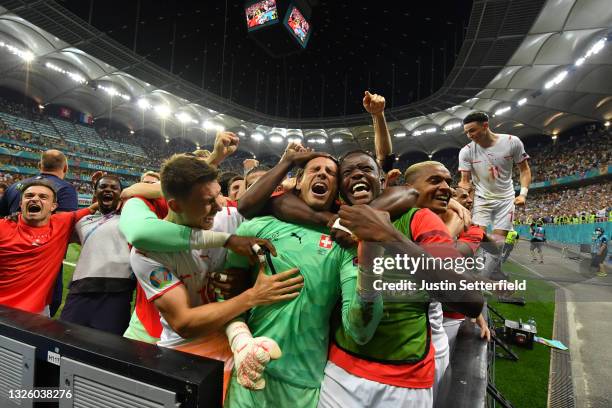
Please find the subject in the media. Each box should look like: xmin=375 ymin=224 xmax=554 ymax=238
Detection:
xmin=149 ymin=267 xmax=174 ymax=289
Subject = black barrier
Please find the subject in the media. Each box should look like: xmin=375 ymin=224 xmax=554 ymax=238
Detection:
xmin=0 ymin=305 xmax=223 ymax=408
xmin=436 ymin=310 xmax=489 ymax=408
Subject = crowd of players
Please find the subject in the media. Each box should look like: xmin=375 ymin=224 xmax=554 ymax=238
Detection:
xmin=0 ymin=90 xmax=609 ymax=407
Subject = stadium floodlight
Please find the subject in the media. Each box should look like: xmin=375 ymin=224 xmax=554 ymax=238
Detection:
xmin=317 ymin=138 xmax=327 ymax=144
xmin=20 ymin=50 xmax=34 ymax=62
xmin=154 ymin=104 xmax=170 ymax=118
xmin=575 ymin=57 xmax=585 ymax=67
xmin=121 ymin=94 xmax=131 ymax=101
xmin=238 ymin=131 xmax=246 ymax=137
xmin=165 ymin=138 xmax=170 ymax=143
xmin=269 ymin=135 xmax=283 ymax=143
xmin=586 ymin=38 xmax=606 ymax=57
xmin=544 ymin=70 xmax=568 ymax=89
xmin=605 ymin=121 xmax=610 ymax=127
xmin=137 ymin=98 xmax=151 ymax=110
xmin=175 ymin=112 xmax=192 ymax=124
xmin=413 ymin=130 xmax=423 ymax=136
xmin=495 ymin=106 xmax=511 ymax=116
xmin=442 ymin=122 xmax=461 ymax=132
xmin=129 ymin=130 xmax=135 ymax=135
xmin=287 ymin=137 xmax=302 ymax=144
xmin=428 ymin=154 xmax=433 ymax=159
xmin=395 ymin=132 xmax=406 ymax=138
xmin=307 ymin=139 xmax=317 ymax=144
xmin=332 ymin=138 xmax=342 ymax=143
xmin=551 ymin=135 xmax=558 ymax=140
xmin=251 ymin=132 xmax=264 ymax=142
xmin=517 ymin=98 xmax=528 ymax=106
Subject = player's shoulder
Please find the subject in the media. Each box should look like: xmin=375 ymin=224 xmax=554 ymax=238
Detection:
xmin=460 ymin=141 xmax=475 ymax=152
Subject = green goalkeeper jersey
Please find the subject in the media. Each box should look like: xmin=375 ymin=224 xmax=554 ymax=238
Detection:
xmin=224 ymin=215 xmax=381 ymax=389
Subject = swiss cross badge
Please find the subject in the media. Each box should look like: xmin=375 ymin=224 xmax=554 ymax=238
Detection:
xmin=319 ymin=234 xmax=333 ymax=249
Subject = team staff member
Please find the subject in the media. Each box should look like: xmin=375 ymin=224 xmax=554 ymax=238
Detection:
xmin=60 ymin=175 xmax=133 ymax=335
xmin=0 ymin=179 xmax=96 ymax=315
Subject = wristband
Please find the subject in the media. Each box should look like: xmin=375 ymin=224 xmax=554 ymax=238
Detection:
xmin=519 ymin=187 xmax=528 ymax=197
xmin=332 ymin=217 xmax=353 ymax=235
xmin=190 ymin=229 xmax=231 ymax=249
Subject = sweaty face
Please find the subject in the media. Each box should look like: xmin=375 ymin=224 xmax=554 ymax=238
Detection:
xmin=229 ymin=179 xmax=245 ymax=201
xmin=340 ymin=153 xmax=383 ymax=205
xmin=452 ymin=186 xmax=473 ymax=211
xmin=96 ymin=177 xmax=121 ymax=214
xmin=175 ymin=180 xmax=222 ymax=230
xmin=408 ymin=165 xmax=453 ymax=214
xmin=21 ymin=185 xmax=57 ymax=224
xmin=297 ymin=157 xmax=338 ymax=211
xmin=463 ymin=121 xmax=488 ymax=144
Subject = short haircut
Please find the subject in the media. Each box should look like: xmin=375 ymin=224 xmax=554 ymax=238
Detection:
xmin=338 ymin=149 xmax=381 ymax=172
xmin=160 ymin=154 xmax=219 ymax=200
xmin=463 ymin=111 xmax=489 ymax=125
xmin=40 ymin=150 xmax=67 ymax=172
xmin=0 ymin=182 xmax=7 ymax=191
xmin=94 ymin=174 xmax=122 ymax=191
xmin=404 ymin=161 xmax=446 ymax=184
xmin=20 ymin=178 xmax=57 ymax=202
xmin=219 ymin=171 xmax=240 ymax=196
xmin=229 ymin=175 xmax=244 ymax=186
xmin=140 ymin=171 xmax=160 ymax=182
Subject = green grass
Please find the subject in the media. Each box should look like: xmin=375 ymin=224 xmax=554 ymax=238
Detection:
xmin=54 ymin=243 xmax=81 ymax=318
xmin=490 ymin=261 xmax=556 ymax=408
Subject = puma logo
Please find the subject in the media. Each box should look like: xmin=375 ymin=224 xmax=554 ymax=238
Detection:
xmin=290 ymin=232 xmax=304 ymax=244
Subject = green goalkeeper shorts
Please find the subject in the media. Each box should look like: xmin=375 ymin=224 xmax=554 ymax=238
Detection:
xmin=225 ymin=371 xmax=320 ymax=408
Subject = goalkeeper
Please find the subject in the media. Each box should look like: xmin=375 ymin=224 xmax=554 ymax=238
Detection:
xmin=222 ymin=155 xmax=384 ymax=407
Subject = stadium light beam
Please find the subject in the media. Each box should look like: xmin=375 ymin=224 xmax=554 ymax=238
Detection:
xmin=517 ymin=98 xmax=528 ymax=106
xmin=176 ymin=112 xmax=192 ymax=124
xmin=251 ymin=133 xmax=264 ymax=142
xmin=394 ymin=132 xmax=406 ymax=138
xmin=495 ymin=106 xmax=511 ymax=116
xmin=332 ymin=138 xmax=342 ymax=143
xmin=137 ymin=98 xmax=151 ymax=110
xmin=154 ymin=104 xmax=170 ymax=118
xmin=269 ymin=135 xmax=283 ymax=143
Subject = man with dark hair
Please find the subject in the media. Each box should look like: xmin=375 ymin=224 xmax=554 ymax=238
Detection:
xmin=452 ymin=185 xmax=473 ymax=211
xmin=60 ymin=175 xmax=134 ymax=335
xmin=245 ymin=165 xmax=272 ymax=190
xmin=228 ymin=175 xmax=245 ymax=201
xmin=121 ymin=154 xmax=299 ymax=398
xmin=459 ymin=111 xmax=531 ymax=278
xmin=314 ymin=155 xmax=484 ymax=408
xmin=0 ymin=180 xmax=95 ymax=315
xmin=0 ymin=149 xmax=78 ymax=317
xmin=219 ymin=171 xmax=240 ymax=197
xmin=223 ymin=154 xmax=384 ymax=407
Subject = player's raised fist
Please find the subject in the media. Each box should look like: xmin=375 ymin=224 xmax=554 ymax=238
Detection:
xmin=363 ymin=91 xmax=386 ymax=115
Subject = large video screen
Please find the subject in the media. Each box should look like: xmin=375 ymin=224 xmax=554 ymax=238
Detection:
xmin=245 ymin=0 xmax=279 ymax=31
xmin=284 ymin=5 xmax=311 ymax=47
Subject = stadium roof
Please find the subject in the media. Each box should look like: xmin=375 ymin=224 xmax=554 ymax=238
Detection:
xmin=0 ymin=0 xmax=611 ymax=157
